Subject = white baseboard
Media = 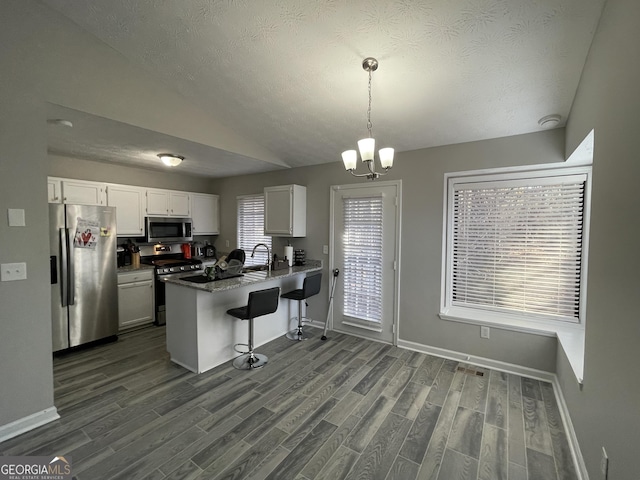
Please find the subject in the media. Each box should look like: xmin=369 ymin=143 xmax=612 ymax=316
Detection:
xmin=397 ymin=339 xmax=555 ymax=382
xmin=0 ymin=407 xmax=59 ymax=443
xmin=550 ymin=376 xmax=589 ymax=480
xmin=396 ymin=338 xmax=588 ymax=480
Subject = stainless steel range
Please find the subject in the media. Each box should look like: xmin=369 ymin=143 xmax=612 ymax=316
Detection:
xmin=139 ymin=244 xmax=203 ymax=325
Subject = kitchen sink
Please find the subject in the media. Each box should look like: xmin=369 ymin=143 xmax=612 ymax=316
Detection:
xmin=242 ymin=265 xmax=269 ymax=272
xmin=181 ymin=274 xmax=243 ymax=283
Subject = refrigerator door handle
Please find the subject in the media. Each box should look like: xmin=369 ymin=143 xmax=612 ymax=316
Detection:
xmin=67 ymin=227 xmax=76 ymax=306
xmin=60 ymin=228 xmax=69 ymax=307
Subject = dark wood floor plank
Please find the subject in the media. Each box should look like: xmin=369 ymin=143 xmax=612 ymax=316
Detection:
xmin=415 ymin=390 xmax=462 ymax=480
xmin=0 ymin=326 xmax=583 ymax=480
xmin=412 ymin=355 xmax=444 ymax=387
xmin=344 ymin=412 xmax=411 ymax=480
xmin=386 ymin=455 xmax=420 ymax=480
xmin=344 ymin=396 xmax=394 ymax=453
xmin=521 ymin=377 xmax=543 ymax=400
xmin=447 ymin=406 xmax=484 ymax=460
xmin=191 ymin=407 xmax=274 ymax=469
xmin=549 ymin=427 xmax=579 ymax=480
xmin=508 ymin=373 xmax=526 ymax=467
xmin=477 ymin=424 xmax=507 ymax=480
xmin=314 ymin=445 xmax=360 ymax=480
xmin=436 ymin=448 xmax=479 ymax=480
xmin=399 ymin=401 xmax=442 ymax=464
xmin=522 ymin=396 xmax=553 ymax=455
xmin=526 ymin=447 xmax=558 ymax=480
xmin=215 ymin=427 xmax=289 ymax=480
xmin=352 ymin=355 xmax=396 ymax=395
xmin=265 ymin=420 xmax=338 ymax=480
xmin=486 ymin=370 xmax=508 ymax=429
xmin=299 ymin=415 xmax=360 ymax=479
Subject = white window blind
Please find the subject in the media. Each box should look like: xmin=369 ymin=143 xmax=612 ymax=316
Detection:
xmin=343 ymin=195 xmax=383 ymax=323
xmin=237 ymin=195 xmax=271 ymax=266
xmin=450 ymin=175 xmax=586 ymax=322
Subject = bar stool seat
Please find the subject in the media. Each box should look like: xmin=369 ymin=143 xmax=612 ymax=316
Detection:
xmin=281 ymin=272 xmax=322 ymax=340
xmin=227 ymin=287 xmax=280 ymax=369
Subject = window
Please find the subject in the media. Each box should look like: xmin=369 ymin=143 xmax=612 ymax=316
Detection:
xmin=237 ymin=194 xmax=272 ymax=266
xmin=343 ymin=195 xmax=384 ymax=324
xmin=441 ymin=165 xmax=591 ymax=329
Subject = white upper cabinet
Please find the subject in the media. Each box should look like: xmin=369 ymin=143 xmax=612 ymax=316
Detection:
xmin=107 ymin=184 xmax=145 ymax=237
xmin=47 ymin=178 xmax=62 ymax=203
xmin=146 ymin=189 xmax=190 ymax=217
xmin=264 ymin=184 xmax=306 ymax=237
xmin=191 ymin=193 xmax=219 ymax=235
xmin=169 ymin=191 xmax=190 ymax=216
xmin=60 ymin=179 xmax=107 ymax=206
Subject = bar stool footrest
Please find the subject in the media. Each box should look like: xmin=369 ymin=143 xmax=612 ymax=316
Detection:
xmin=233 ymin=353 xmax=268 ymax=370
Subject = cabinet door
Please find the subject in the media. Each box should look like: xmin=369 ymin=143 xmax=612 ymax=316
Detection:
xmin=146 ymin=189 xmax=169 ymax=215
xmin=191 ymin=193 xmax=219 ymax=234
xmin=264 ymin=186 xmax=293 ymax=235
xmin=107 ymin=185 xmax=145 ymax=236
xmin=62 ymin=180 xmax=106 ymax=205
xmin=170 ymin=192 xmax=190 ymax=217
xmin=117 ymin=280 xmax=154 ymax=330
xmin=48 ymin=178 xmax=62 ymax=203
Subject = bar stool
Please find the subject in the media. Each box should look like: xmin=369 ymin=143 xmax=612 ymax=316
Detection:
xmin=227 ymin=287 xmax=280 ymax=369
xmin=282 ymin=272 xmax=322 ymax=340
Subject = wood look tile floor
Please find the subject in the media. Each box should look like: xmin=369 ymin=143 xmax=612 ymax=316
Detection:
xmin=0 ymin=326 xmax=578 ymax=480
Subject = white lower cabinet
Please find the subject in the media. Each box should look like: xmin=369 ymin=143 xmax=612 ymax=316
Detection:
xmin=117 ymin=270 xmax=154 ymax=331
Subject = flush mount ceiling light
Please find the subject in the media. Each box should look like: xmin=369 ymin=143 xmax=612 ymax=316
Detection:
xmin=47 ymin=118 xmax=73 ymax=128
xmin=342 ymin=57 xmax=394 ymax=180
xmin=538 ymin=114 xmax=562 ymax=129
xmin=157 ymin=153 xmax=184 ymax=167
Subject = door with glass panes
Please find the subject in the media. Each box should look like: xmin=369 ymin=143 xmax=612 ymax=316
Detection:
xmin=330 ymin=182 xmax=399 ymax=343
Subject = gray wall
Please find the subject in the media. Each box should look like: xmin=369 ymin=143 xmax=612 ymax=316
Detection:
xmin=0 ymin=0 xmax=270 ymax=428
xmin=212 ymin=129 xmax=565 ymax=373
xmin=49 ymin=154 xmax=212 ymax=193
xmin=559 ymin=0 xmax=640 ymax=477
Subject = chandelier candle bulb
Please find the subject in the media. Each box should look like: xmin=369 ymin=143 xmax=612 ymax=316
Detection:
xmin=358 ymin=138 xmax=375 ymax=161
xmin=342 ymin=150 xmax=358 ymax=170
xmin=379 ymin=148 xmax=394 ymax=168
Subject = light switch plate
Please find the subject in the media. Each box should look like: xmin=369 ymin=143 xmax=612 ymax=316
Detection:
xmin=1 ymin=262 xmax=27 ymax=281
xmin=8 ymin=208 xmax=25 ymax=227
xmin=480 ymin=326 xmax=490 ymax=339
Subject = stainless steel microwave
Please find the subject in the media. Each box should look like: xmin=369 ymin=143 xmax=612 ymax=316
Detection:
xmin=145 ymin=217 xmax=193 ymax=243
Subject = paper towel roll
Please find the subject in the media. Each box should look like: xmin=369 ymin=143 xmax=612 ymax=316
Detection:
xmin=284 ymin=246 xmax=293 ymax=266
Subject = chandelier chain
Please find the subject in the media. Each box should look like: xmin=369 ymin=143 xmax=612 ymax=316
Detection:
xmin=367 ymin=68 xmax=373 ymax=137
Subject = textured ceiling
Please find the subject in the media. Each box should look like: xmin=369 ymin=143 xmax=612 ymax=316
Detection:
xmin=42 ymin=0 xmax=605 ymax=178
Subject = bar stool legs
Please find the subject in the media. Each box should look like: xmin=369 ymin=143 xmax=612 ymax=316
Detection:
xmin=227 ymin=287 xmax=280 ymax=370
xmin=285 ymin=299 xmax=314 ymax=340
xmin=233 ymin=316 xmax=267 ymax=369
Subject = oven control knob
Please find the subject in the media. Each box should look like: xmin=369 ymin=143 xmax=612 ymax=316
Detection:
xmin=180 ymin=266 xmax=185 ymax=271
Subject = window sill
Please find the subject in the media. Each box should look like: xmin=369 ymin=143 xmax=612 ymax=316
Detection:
xmin=439 ymin=308 xmax=584 ymax=384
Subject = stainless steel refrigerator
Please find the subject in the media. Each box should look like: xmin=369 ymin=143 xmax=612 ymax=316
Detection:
xmin=50 ymin=204 xmax=118 ymax=352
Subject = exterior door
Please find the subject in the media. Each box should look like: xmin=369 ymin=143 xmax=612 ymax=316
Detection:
xmin=330 ymin=181 xmax=400 ymax=344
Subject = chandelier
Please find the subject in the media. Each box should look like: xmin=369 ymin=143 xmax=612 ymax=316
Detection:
xmin=342 ymin=57 xmax=394 ymax=180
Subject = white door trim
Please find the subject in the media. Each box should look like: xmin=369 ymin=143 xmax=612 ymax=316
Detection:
xmin=329 ymin=180 xmax=402 ymax=344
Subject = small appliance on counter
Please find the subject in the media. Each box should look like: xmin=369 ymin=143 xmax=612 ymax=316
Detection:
xmin=181 ymin=243 xmax=192 ymax=259
xmin=294 ymin=249 xmax=306 ymax=266
xmin=191 ymin=241 xmax=204 ymax=257
xmin=204 ymin=243 xmax=216 ymax=258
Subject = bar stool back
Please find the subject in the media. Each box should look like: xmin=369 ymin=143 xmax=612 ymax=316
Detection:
xmin=281 ymin=272 xmax=322 ymax=340
xmin=227 ymin=286 xmax=280 ymax=369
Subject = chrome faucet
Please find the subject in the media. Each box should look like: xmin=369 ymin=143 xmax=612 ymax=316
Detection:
xmin=251 ymin=243 xmax=271 ymax=273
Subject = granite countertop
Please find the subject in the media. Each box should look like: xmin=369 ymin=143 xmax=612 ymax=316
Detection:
xmin=163 ymin=260 xmax=322 ymax=293
xmin=117 ymin=264 xmax=155 ymax=273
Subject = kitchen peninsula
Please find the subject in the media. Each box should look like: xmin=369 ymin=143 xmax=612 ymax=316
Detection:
xmin=163 ymin=261 xmax=322 ymax=373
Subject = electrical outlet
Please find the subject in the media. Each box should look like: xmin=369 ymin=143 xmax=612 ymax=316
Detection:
xmin=480 ymin=326 xmax=490 ymax=339
xmin=225 ymin=240 xmax=230 ymax=248
xmin=601 ymin=447 xmax=609 ymax=479
xmin=1 ymin=262 xmax=27 ymax=281
xmin=323 ymin=245 xmax=329 ymax=254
